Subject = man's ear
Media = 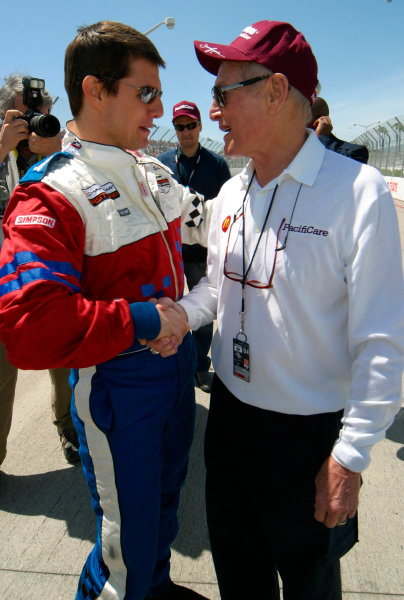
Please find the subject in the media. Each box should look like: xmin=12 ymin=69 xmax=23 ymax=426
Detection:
xmin=81 ymin=76 xmax=105 ymax=111
xmin=266 ymin=73 xmax=289 ymax=113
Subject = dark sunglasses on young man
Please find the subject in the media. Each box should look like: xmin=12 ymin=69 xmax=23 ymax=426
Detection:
xmin=98 ymin=76 xmax=163 ymax=104
xmin=119 ymin=83 xmax=162 ymax=104
xmin=174 ymin=121 xmax=200 ymax=132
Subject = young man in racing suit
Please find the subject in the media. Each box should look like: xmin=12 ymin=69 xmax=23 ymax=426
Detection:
xmin=0 ymin=21 xmax=210 ymax=600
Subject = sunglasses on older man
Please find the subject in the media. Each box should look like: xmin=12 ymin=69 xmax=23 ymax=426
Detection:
xmin=212 ymin=74 xmax=270 ymax=108
xmin=174 ymin=121 xmax=200 ymax=132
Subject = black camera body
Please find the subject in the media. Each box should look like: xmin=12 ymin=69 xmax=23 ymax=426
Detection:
xmin=19 ymin=77 xmax=60 ymax=138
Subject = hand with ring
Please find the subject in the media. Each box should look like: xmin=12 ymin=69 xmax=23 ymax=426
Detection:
xmin=314 ymin=455 xmax=361 ymax=529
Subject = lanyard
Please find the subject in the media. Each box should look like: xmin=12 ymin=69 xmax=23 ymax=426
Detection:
xmin=175 ymin=144 xmax=201 ymax=187
xmin=239 ymin=171 xmax=279 ymax=331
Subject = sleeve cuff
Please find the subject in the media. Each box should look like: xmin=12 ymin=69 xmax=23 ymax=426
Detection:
xmin=129 ymin=302 xmax=161 ymax=341
xmin=331 ymin=438 xmax=371 ymax=473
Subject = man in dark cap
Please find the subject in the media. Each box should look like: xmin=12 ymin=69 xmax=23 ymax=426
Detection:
xmin=166 ymin=20 xmax=403 ymax=600
xmin=159 ymin=101 xmax=230 ymax=393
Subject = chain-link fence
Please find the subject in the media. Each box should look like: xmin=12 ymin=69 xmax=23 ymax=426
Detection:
xmin=147 ymin=117 xmax=404 ymax=178
xmin=145 ymin=125 xmax=225 ymax=157
xmin=145 ymin=124 xmax=249 ymax=172
xmin=350 ymin=115 xmax=404 ymax=176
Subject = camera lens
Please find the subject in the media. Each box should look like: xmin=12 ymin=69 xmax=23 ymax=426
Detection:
xmin=29 ymin=114 xmax=60 ymax=138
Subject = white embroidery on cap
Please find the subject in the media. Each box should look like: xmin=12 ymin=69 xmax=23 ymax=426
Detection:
xmin=240 ymin=26 xmax=259 ymax=40
xmin=200 ymin=44 xmax=225 ymax=57
xmin=174 ymin=104 xmax=195 ymax=112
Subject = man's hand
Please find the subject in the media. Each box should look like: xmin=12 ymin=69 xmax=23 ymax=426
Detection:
xmin=139 ymin=298 xmax=189 ymax=357
xmin=28 ymin=131 xmax=62 ymax=156
xmin=314 ymin=455 xmax=361 ymax=528
xmin=147 ymin=335 xmax=180 ymax=357
xmin=0 ymin=110 xmax=29 ymax=162
xmin=313 ymin=115 xmax=333 ymax=137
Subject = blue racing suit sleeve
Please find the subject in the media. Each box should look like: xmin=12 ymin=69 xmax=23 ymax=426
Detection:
xmin=129 ymin=302 xmax=161 ymax=340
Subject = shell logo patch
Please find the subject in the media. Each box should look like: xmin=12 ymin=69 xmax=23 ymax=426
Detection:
xmin=222 ymin=215 xmax=231 ymax=232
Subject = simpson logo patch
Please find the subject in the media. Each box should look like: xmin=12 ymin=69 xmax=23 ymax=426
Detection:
xmin=15 ymin=215 xmax=56 ymax=228
xmin=82 ymin=182 xmax=120 ymax=206
xmin=156 ymin=174 xmax=171 ymax=194
xmin=222 ymin=215 xmax=231 ymax=232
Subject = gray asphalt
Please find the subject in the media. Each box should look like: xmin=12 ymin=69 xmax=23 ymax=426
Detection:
xmin=0 ymin=202 xmax=403 ymax=600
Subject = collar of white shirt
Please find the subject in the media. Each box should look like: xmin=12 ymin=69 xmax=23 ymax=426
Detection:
xmin=241 ymin=128 xmax=325 ymax=192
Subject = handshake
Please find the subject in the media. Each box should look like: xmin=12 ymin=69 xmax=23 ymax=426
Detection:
xmin=139 ymin=297 xmax=189 ymax=358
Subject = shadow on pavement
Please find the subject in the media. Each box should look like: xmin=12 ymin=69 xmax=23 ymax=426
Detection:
xmin=386 ymin=407 xmax=404 ymax=461
xmin=0 ymin=463 xmax=96 ymax=542
xmin=0 ymin=402 xmax=211 ymax=556
xmin=173 ymin=402 xmax=211 ymax=559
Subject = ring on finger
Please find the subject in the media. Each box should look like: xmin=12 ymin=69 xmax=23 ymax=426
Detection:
xmin=337 ymin=519 xmax=347 ymax=526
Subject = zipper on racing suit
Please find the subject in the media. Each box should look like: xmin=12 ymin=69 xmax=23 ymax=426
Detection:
xmin=132 ymin=161 xmax=181 ymax=301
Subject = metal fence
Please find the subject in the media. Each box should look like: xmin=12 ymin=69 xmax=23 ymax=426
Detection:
xmin=145 ymin=125 xmax=224 ymax=156
xmin=145 ymin=124 xmax=249 ymax=171
xmin=350 ymin=115 xmax=404 ymax=176
xmin=147 ymin=116 xmax=404 ymax=177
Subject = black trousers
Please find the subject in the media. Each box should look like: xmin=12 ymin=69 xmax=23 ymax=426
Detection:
xmin=205 ymin=376 xmax=358 ymax=600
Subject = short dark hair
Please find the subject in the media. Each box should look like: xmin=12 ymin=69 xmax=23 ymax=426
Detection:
xmin=65 ymin=20 xmax=165 ymax=117
xmin=311 ymin=97 xmax=329 ymax=119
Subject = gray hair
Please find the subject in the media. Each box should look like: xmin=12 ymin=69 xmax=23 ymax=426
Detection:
xmin=241 ymin=61 xmax=311 ymax=124
xmin=0 ymin=73 xmax=53 ymax=119
xmin=288 ymin=86 xmax=312 ymax=124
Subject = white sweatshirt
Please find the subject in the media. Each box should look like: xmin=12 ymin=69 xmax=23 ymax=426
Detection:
xmin=179 ymin=130 xmax=404 ymax=472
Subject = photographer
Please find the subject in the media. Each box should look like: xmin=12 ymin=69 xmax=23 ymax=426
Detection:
xmin=0 ymin=74 xmax=79 ymax=467
xmin=0 ymin=74 xmax=61 ymax=191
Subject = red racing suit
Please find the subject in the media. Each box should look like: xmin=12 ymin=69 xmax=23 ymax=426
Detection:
xmin=0 ymin=134 xmax=210 ymax=369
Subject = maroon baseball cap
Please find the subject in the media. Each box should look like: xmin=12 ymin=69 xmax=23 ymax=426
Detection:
xmin=172 ymin=100 xmax=201 ymax=122
xmin=194 ymin=21 xmax=318 ymax=103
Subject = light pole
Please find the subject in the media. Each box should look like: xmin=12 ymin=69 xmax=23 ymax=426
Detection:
xmin=349 ymin=122 xmax=380 ymax=153
xmin=350 ymin=121 xmax=380 ymax=134
xmin=144 ymin=17 xmax=175 ymax=36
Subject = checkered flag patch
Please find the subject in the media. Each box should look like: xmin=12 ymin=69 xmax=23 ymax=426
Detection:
xmin=185 ymin=196 xmax=204 ymax=228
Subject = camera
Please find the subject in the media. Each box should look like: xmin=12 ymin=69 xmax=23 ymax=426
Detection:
xmin=18 ymin=77 xmax=60 ymax=138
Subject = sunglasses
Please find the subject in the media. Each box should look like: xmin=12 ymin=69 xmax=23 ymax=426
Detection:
xmin=223 ymin=182 xmax=302 ymax=289
xmin=99 ymin=76 xmax=163 ymax=104
xmin=174 ymin=121 xmax=200 ymax=132
xmin=224 ymin=216 xmax=287 ymax=289
xmin=212 ymin=74 xmax=270 ymax=108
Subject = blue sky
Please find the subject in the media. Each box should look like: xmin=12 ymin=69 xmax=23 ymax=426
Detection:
xmin=1 ymin=0 xmax=403 ymax=145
